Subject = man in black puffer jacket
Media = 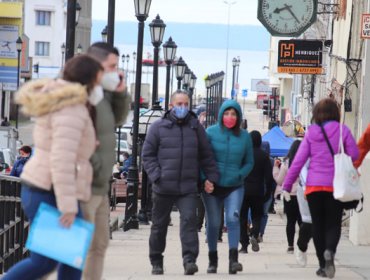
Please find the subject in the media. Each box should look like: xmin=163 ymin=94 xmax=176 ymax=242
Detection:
xmin=142 ymin=90 xmax=219 ymax=276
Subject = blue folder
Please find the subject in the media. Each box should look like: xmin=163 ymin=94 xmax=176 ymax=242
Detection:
xmin=26 ymin=202 xmax=95 ymax=270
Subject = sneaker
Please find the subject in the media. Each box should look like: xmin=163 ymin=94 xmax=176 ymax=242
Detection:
xmin=239 ymin=246 xmax=248 ymax=254
xmin=287 ymin=246 xmax=294 ymax=254
xmin=316 ymin=268 xmax=327 ymax=278
xmin=324 ymin=250 xmax=335 ymax=279
xmin=295 ymin=248 xmax=307 ymax=267
xmin=250 ymin=237 xmax=260 ymax=252
xmin=184 ymin=262 xmax=198 ymax=275
xmin=152 ymin=264 xmax=164 ymax=275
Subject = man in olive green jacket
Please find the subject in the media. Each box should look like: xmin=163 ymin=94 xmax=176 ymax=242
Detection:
xmin=81 ymin=42 xmax=130 ymax=280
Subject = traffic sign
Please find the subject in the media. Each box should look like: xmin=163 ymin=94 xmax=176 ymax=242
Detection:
xmin=242 ymin=89 xmax=248 ymax=97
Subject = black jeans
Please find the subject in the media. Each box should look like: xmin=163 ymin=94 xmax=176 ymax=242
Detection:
xmin=307 ymin=192 xmax=343 ymax=268
xmin=196 ymin=194 xmax=205 ymax=231
xmin=297 ymin=222 xmax=312 ymax=252
xmin=149 ymin=192 xmax=199 ymax=266
xmin=284 ymin=196 xmax=302 ymax=247
xmin=240 ymin=195 xmax=264 ymax=247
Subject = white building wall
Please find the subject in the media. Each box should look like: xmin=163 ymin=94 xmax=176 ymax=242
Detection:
xmin=24 ymin=0 xmax=65 ymax=78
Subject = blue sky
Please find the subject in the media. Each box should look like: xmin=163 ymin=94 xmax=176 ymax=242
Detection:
xmin=92 ymin=0 xmax=262 ymax=26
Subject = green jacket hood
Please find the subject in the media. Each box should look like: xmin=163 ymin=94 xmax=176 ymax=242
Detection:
xmin=217 ymin=99 xmax=243 ymax=128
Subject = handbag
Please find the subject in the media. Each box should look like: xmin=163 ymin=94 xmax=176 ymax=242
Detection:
xmin=320 ymin=125 xmax=363 ymax=212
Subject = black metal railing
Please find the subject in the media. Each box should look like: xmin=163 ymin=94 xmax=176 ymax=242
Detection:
xmin=0 ymin=175 xmax=29 ymax=275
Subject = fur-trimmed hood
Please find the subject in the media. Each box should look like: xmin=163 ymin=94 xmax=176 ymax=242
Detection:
xmin=16 ymin=78 xmax=88 ymax=117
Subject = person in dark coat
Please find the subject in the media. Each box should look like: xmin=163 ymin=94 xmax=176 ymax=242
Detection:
xmin=142 ymin=90 xmax=219 ymax=276
xmin=10 ymin=145 xmax=32 ymax=177
xmin=239 ymin=130 xmax=273 ymax=253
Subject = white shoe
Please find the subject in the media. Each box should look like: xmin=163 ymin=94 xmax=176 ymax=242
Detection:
xmin=296 ymin=248 xmax=307 ymax=267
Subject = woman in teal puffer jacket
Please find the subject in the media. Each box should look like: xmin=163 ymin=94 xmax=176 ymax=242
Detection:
xmin=202 ymin=100 xmax=254 ymax=275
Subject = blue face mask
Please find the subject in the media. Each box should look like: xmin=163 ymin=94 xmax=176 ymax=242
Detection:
xmin=173 ymin=105 xmax=189 ymax=119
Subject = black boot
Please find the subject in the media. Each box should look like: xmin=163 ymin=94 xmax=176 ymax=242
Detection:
xmin=229 ymin=248 xmax=243 ymax=274
xmin=207 ymin=251 xmax=218 ymax=273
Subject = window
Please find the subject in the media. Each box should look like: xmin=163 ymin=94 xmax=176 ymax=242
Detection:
xmin=35 ymin=42 xmax=50 ymax=56
xmin=36 ymin=10 xmax=51 ymax=26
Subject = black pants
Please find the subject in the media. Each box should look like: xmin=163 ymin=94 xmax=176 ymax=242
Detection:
xmin=240 ymin=195 xmax=264 ymax=247
xmin=307 ymin=192 xmax=343 ymax=268
xmin=196 ymin=194 xmax=205 ymax=231
xmin=149 ymin=192 xmax=199 ymax=266
xmin=297 ymin=222 xmax=312 ymax=252
xmin=284 ymin=196 xmax=302 ymax=247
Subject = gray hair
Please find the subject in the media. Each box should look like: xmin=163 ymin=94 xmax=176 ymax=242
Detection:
xmin=170 ymin=90 xmax=189 ymax=103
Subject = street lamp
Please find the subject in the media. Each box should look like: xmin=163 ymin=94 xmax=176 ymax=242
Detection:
xmin=205 ymin=76 xmax=211 ymax=127
xmin=65 ymin=0 xmax=83 ymax=61
xmin=231 ymin=57 xmax=237 ymax=99
xmin=183 ymin=67 xmax=192 ymax=91
xmin=121 ymin=54 xmax=126 ymax=70
xmin=132 ymin=51 xmax=137 ymax=83
xmin=75 ymin=2 xmax=81 ymax=26
xmin=163 ymin=37 xmax=177 ymax=110
xmin=61 ymin=43 xmax=66 ymax=67
xmin=76 ymin=44 xmax=82 ymax=55
xmin=175 ymin=56 xmax=186 ymax=90
xmin=124 ymin=0 xmax=152 ymax=231
xmin=15 ymin=36 xmax=22 ymax=129
xmin=189 ymin=73 xmax=197 ymax=110
xmin=101 ymin=26 xmax=108 ymax=42
xmin=223 ymin=0 xmax=237 ymax=97
xmin=149 ymin=14 xmax=166 ymax=105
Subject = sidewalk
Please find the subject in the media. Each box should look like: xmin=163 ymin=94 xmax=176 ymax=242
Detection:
xmin=102 ymin=202 xmax=370 ymax=280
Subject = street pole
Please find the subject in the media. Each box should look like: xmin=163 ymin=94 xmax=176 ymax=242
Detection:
xmin=223 ymin=1 xmax=237 ymax=98
xmin=65 ymin=0 xmax=76 ymax=61
xmin=124 ymin=20 xmax=146 ymax=231
xmin=231 ymin=65 xmax=236 ymax=99
xmin=107 ymin=0 xmax=115 ymax=46
xmin=152 ymin=46 xmax=159 ymax=105
xmin=165 ymin=64 xmax=171 ymax=110
xmin=15 ymin=47 xmax=21 ymax=129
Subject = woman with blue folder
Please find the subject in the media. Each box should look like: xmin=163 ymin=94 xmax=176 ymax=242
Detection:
xmin=3 ymin=55 xmax=102 ymax=280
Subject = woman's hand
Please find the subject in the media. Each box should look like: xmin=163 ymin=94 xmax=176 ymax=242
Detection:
xmin=59 ymin=212 xmax=76 ymax=228
xmin=204 ymin=180 xmax=214 ymax=193
xmin=274 ymin=159 xmax=281 ymax=167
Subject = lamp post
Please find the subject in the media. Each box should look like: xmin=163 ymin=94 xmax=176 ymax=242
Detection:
xmin=205 ymin=76 xmax=211 ymax=128
xmin=101 ymin=26 xmax=108 ymax=42
xmin=175 ymin=56 xmax=186 ymax=90
xmin=65 ymin=0 xmax=82 ymax=61
xmin=125 ymin=54 xmax=130 ymax=85
xmin=124 ymin=0 xmax=152 ymax=231
xmin=149 ymin=14 xmax=166 ymax=105
xmin=163 ymin=37 xmax=177 ymax=111
xmin=231 ymin=57 xmax=237 ymax=99
xmin=61 ymin=43 xmax=66 ymax=67
xmin=15 ymin=36 xmax=22 ymax=129
xmin=75 ymin=2 xmax=81 ymax=26
xmin=76 ymin=44 xmax=82 ymax=55
xmin=121 ymin=54 xmax=126 ymax=70
xmin=132 ymin=51 xmax=137 ymax=85
xmin=223 ymin=0 xmax=237 ymax=97
xmin=107 ymin=0 xmax=115 ymax=46
xmin=189 ymin=73 xmax=197 ymax=110
xmin=183 ymin=67 xmax=192 ymax=91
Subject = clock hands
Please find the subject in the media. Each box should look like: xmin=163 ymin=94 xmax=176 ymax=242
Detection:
xmin=273 ymin=3 xmax=301 ymax=24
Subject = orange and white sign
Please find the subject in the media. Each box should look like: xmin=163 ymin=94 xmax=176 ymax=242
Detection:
xmin=361 ymin=14 xmax=370 ymax=39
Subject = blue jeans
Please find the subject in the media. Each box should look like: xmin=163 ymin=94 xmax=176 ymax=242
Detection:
xmin=260 ymin=195 xmax=273 ymax=236
xmin=202 ymin=186 xmax=244 ymax=252
xmin=3 ymin=184 xmax=82 ymax=280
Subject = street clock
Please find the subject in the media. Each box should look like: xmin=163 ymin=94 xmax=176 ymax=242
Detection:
xmin=257 ymin=0 xmax=318 ymax=37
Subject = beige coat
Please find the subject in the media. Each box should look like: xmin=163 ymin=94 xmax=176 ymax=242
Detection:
xmin=16 ymin=79 xmax=96 ymax=214
xmin=273 ymin=161 xmax=299 ymax=196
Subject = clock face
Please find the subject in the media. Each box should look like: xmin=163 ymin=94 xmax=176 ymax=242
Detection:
xmin=258 ymin=0 xmax=317 ymax=37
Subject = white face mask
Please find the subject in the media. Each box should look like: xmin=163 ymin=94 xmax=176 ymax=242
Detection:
xmin=101 ymin=72 xmax=120 ymax=91
xmin=89 ymin=85 xmax=104 ymax=105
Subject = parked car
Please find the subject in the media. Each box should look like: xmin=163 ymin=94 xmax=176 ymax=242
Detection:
xmin=0 ymin=148 xmax=16 ymax=174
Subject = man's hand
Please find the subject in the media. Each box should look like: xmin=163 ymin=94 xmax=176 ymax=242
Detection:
xmin=115 ymin=70 xmax=126 ymax=92
xmin=204 ymin=180 xmax=214 ymax=193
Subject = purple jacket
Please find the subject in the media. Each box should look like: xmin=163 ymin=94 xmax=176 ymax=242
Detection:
xmin=283 ymin=121 xmax=359 ymax=192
